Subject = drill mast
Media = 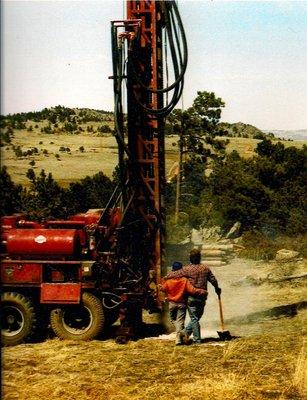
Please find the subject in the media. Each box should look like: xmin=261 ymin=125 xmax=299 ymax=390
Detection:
xmin=111 ymin=0 xmax=187 ymax=319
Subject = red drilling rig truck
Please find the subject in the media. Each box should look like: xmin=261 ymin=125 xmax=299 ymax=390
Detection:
xmin=0 ymin=0 xmax=187 ymax=345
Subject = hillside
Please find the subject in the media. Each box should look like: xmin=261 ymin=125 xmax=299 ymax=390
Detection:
xmin=1 ymin=106 xmax=306 ymax=186
xmin=0 ymin=106 xmax=114 ymax=137
xmin=1 ymin=106 xmax=273 ymax=141
xmin=219 ymin=122 xmax=273 ymax=140
xmin=264 ymin=129 xmax=307 ymax=141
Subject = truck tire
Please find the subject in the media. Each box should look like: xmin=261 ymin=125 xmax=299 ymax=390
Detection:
xmin=1 ymin=292 xmax=36 ymax=346
xmin=50 ymin=292 xmax=104 ymax=341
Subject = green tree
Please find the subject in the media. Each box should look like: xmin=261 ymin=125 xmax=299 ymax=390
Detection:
xmin=166 ymin=91 xmax=228 ymax=218
xmin=206 ymin=152 xmax=272 ymax=231
xmin=0 ymin=166 xmax=22 ymax=216
xmin=23 ymin=169 xmax=70 ymax=220
xmin=68 ymin=172 xmax=115 ymax=212
xmin=180 ymin=91 xmax=227 ymax=162
xmin=14 ymin=146 xmax=23 ymax=158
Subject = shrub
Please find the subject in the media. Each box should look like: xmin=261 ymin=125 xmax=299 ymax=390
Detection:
xmin=240 ymin=230 xmax=278 ymax=260
xmin=98 ymin=124 xmax=112 ymax=134
xmin=0 ymin=166 xmax=22 ymax=215
xmin=166 ymin=214 xmax=190 ymax=244
xmin=14 ymin=146 xmax=23 ymax=158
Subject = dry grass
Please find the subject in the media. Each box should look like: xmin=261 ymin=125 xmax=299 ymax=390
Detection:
xmin=292 ymin=341 xmax=307 ymax=398
xmin=2 ymin=131 xmax=178 ymax=186
xmin=2 ymin=257 xmax=306 ymax=400
xmin=2 ymin=131 xmax=119 ymax=186
xmin=2 ymin=314 xmax=306 ymax=400
xmin=221 ymin=136 xmax=306 ymax=159
xmin=240 ymin=232 xmax=307 ymax=261
xmin=3 ymin=130 xmax=306 ymax=186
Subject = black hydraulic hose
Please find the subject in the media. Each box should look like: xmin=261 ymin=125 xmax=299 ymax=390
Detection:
xmin=129 ymin=1 xmax=187 ymax=95
xmin=111 ymin=24 xmax=131 ymax=158
xmin=110 ymin=1 xmax=187 ymax=211
xmin=168 ymin=3 xmax=183 ymax=68
xmin=97 ymin=183 xmax=120 ymax=225
xmin=131 ymin=76 xmax=184 ymax=117
xmin=111 ymin=1 xmax=188 ymax=120
xmin=101 ymin=292 xmax=123 ymax=309
xmin=127 ymin=1 xmax=187 ymax=116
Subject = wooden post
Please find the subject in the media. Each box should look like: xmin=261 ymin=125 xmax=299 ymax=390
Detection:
xmin=175 ymin=107 xmax=184 ymax=225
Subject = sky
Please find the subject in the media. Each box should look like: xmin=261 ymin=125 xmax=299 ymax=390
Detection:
xmin=1 ymin=0 xmax=307 ymax=130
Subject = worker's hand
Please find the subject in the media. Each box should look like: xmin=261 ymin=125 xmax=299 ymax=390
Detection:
xmin=215 ymin=287 xmax=222 ymax=296
xmin=158 ymin=284 xmax=164 ymax=291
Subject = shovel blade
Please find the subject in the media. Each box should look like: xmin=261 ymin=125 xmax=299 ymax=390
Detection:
xmin=217 ymin=330 xmax=232 ymax=341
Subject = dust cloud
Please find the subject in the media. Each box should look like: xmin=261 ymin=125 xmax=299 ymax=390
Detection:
xmin=165 ymin=244 xmax=305 ymax=338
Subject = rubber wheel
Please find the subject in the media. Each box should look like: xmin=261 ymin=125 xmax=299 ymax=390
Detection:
xmin=1 ymin=292 xmax=36 ymax=346
xmin=50 ymin=292 xmax=104 ymax=341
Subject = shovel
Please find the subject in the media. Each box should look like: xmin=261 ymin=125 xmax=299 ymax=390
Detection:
xmin=217 ymin=294 xmax=232 ymax=340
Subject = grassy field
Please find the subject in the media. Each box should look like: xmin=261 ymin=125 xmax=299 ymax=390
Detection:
xmin=2 ymin=324 xmax=306 ymax=400
xmin=2 ymin=128 xmax=306 ymax=186
xmin=2 ymin=258 xmax=306 ymax=400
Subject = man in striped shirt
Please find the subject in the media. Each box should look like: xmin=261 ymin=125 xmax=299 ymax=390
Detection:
xmin=165 ymin=248 xmax=221 ymax=344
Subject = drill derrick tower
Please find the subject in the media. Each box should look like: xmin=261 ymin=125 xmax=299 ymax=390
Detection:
xmin=0 ymin=1 xmax=187 ymax=346
xmin=110 ymin=1 xmax=187 ymax=338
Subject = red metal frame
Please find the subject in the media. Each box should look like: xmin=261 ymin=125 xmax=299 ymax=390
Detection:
xmin=40 ymin=283 xmax=81 ymax=304
xmin=0 ymin=2 xmax=168 ymax=328
xmin=126 ymin=0 xmax=165 ymax=306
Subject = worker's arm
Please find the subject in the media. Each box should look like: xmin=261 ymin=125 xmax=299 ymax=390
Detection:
xmin=185 ymin=280 xmax=207 ymax=297
xmin=164 ymin=269 xmax=185 ymax=280
xmin=207 ymin=268 xmax=221 ymax=295
xmin=159 ymin=279 xmax=168 ymax=293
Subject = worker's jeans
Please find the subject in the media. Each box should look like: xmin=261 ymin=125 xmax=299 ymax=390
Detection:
xmin=184 ymin=296 xmax=205 ymax=343
xmin=169 ymin=302 xmax=187 ymax=344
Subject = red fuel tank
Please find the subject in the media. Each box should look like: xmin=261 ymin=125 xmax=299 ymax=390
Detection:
xmin=6 ymin=229 xmax=80 ymax=259
xmin=1 ymin=214 xmax=26 ymax=229
xmin=69 ymin=210 xmax=102 ymax=225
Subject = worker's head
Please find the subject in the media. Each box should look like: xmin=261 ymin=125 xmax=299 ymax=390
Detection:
xmin=189 ymin=248 xmax=201 ymax=265
xmin=172 ymin=261 xmax=183 ymax=271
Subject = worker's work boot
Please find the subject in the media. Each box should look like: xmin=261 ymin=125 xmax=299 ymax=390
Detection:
xmin=175 ymin=332 xmax=183 ymax=346
xmin=179 ymin=330 xmax=191 ymax=345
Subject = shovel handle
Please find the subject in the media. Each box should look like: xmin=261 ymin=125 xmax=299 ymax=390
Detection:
xmin=218 ymin=295 xmax=225 ymax=331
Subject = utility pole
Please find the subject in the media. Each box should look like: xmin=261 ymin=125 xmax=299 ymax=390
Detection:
xmin=174 ymin=113 xmax=184 ymax=224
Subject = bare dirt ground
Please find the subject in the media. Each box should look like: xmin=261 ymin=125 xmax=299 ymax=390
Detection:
xmin=2 ymin=257 xmax=306 ymax=400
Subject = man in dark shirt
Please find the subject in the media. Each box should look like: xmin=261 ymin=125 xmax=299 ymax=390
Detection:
xmin=165 ymin=248 xmax=221 ymax=344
